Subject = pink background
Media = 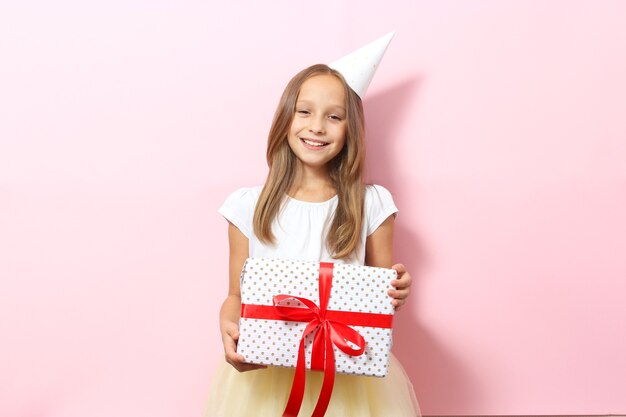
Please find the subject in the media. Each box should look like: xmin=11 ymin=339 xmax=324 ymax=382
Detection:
xmin=1 ymin=1 xmax=625 ymax=416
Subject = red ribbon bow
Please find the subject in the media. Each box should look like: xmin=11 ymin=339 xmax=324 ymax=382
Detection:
xmin=275 ymin=262 xmax=366 ymax=417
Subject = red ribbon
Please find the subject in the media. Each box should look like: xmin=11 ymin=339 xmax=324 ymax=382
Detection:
xmin=240 ymin=262 xmax=394 ymax=417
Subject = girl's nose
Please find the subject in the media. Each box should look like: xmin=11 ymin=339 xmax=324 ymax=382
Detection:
xmin=309 ymin=116 xmax=326 ymax=134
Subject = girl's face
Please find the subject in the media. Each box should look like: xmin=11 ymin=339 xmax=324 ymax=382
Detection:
xmin=287 ymin=74 xmax=347 ymax=170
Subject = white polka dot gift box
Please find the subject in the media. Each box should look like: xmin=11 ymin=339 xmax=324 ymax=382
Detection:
xmin=237 ymin=258 xmax=397 ymax=415
xmin=237 ymin=258 xmax=397 ymax=414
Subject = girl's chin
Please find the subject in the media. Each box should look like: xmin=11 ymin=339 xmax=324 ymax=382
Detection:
xmin=295 ymin=157 xmax=334 ymax=169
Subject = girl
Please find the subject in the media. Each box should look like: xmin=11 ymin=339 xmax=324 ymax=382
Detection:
xmin=207 ymin=45 xmax=420 ymax=416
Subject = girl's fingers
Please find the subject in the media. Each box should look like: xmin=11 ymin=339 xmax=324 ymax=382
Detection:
xmin=389 ymin=264 xmax=412 ymax=311
xmin=225 ymin=325 xmax=239 ymax=341
xmin=388 ymin=287 xmax=410 ymax=300
xmin=390 ymin=265 xmax=412 ymax=289
xmin=226 ymin=350 xmax=267 ymax=372
xmin=392 ymin=298 xmax=406 ymax=311
xmin=222 ymin=323 xmax=242 ymax=359
xmin=225 ymin=349 xmax=245 ymax=364
xmin=223 ymin=335 xmax=241 ymax=364
xmin=391 ymin=277 xmax=411 ymax=289
xmin=222 ymin=322 xmax=267 ymax=372
xmin=236 ymin=362 xmax=268 ymax=372
xmin=391 ymin=263 xmax=406 ymax=275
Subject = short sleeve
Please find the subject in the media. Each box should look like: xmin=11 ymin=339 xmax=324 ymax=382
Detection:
xmin=365 ymin=184 xmax=399 ymax=236
xmin=217 ymin=187 xmax=259 ymax=238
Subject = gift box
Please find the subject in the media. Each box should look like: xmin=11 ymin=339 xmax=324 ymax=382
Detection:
xmin=237 ymin=257 xmax=396 ymax=377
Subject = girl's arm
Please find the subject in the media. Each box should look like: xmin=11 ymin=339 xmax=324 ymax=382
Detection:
xmin=365 ymin=215 xmax=412 ymax=311
xmin=219 ymin=222 xmax=267 ymax=372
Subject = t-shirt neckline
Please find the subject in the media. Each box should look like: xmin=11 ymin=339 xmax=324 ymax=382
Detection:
xmin=285 ymin=193 xmax=338 ymax=206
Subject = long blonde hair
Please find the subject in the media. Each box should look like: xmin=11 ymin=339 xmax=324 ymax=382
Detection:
xmin=253 ymin=64 xmax=366 ymax=259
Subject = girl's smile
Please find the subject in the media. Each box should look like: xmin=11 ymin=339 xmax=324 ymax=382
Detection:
xmin=299 ymin=137 xmax=330 ymax=149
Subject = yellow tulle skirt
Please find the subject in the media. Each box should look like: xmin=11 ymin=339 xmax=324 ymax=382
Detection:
xmin=204 ymin=353 xmax=420 ymax=417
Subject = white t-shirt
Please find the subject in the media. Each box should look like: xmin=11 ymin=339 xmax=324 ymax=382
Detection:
xmin=218 ymin=184 xmax=398 ymax=265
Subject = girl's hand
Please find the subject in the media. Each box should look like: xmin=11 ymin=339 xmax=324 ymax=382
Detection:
xmin=389 ymin=263 xmax=412 ymax=311
xmin=221 ymin=320 xmax=267 ymax=372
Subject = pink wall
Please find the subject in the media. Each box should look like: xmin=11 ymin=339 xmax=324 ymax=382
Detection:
xmin=1 ymin=1 xmax=625 ymax=416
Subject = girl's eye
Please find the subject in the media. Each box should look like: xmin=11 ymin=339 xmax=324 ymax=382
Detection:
xmin=329 ymin=115 xmax=342 ymax=121
xmin=297 ymin=110 xmax=310 ymax=115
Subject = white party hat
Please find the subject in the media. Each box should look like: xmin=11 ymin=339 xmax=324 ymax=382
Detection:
xmin=329 ymin=31 xmax=395 ymax=98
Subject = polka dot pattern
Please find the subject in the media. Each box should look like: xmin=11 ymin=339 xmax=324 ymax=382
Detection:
xmin=237 ymin=258 xmax=396 ymax=377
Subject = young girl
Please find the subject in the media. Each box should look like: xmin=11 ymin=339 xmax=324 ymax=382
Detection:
xmin=206 ymin=38 xmax=420 ymax=416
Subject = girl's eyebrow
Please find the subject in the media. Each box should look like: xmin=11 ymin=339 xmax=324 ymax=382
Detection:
xmin=296 ymin=100 xmax=346 ymax=112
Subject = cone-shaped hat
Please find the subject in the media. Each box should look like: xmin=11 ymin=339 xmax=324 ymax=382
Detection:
xmin=329 ymin=31 xmax=395 ymax=98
